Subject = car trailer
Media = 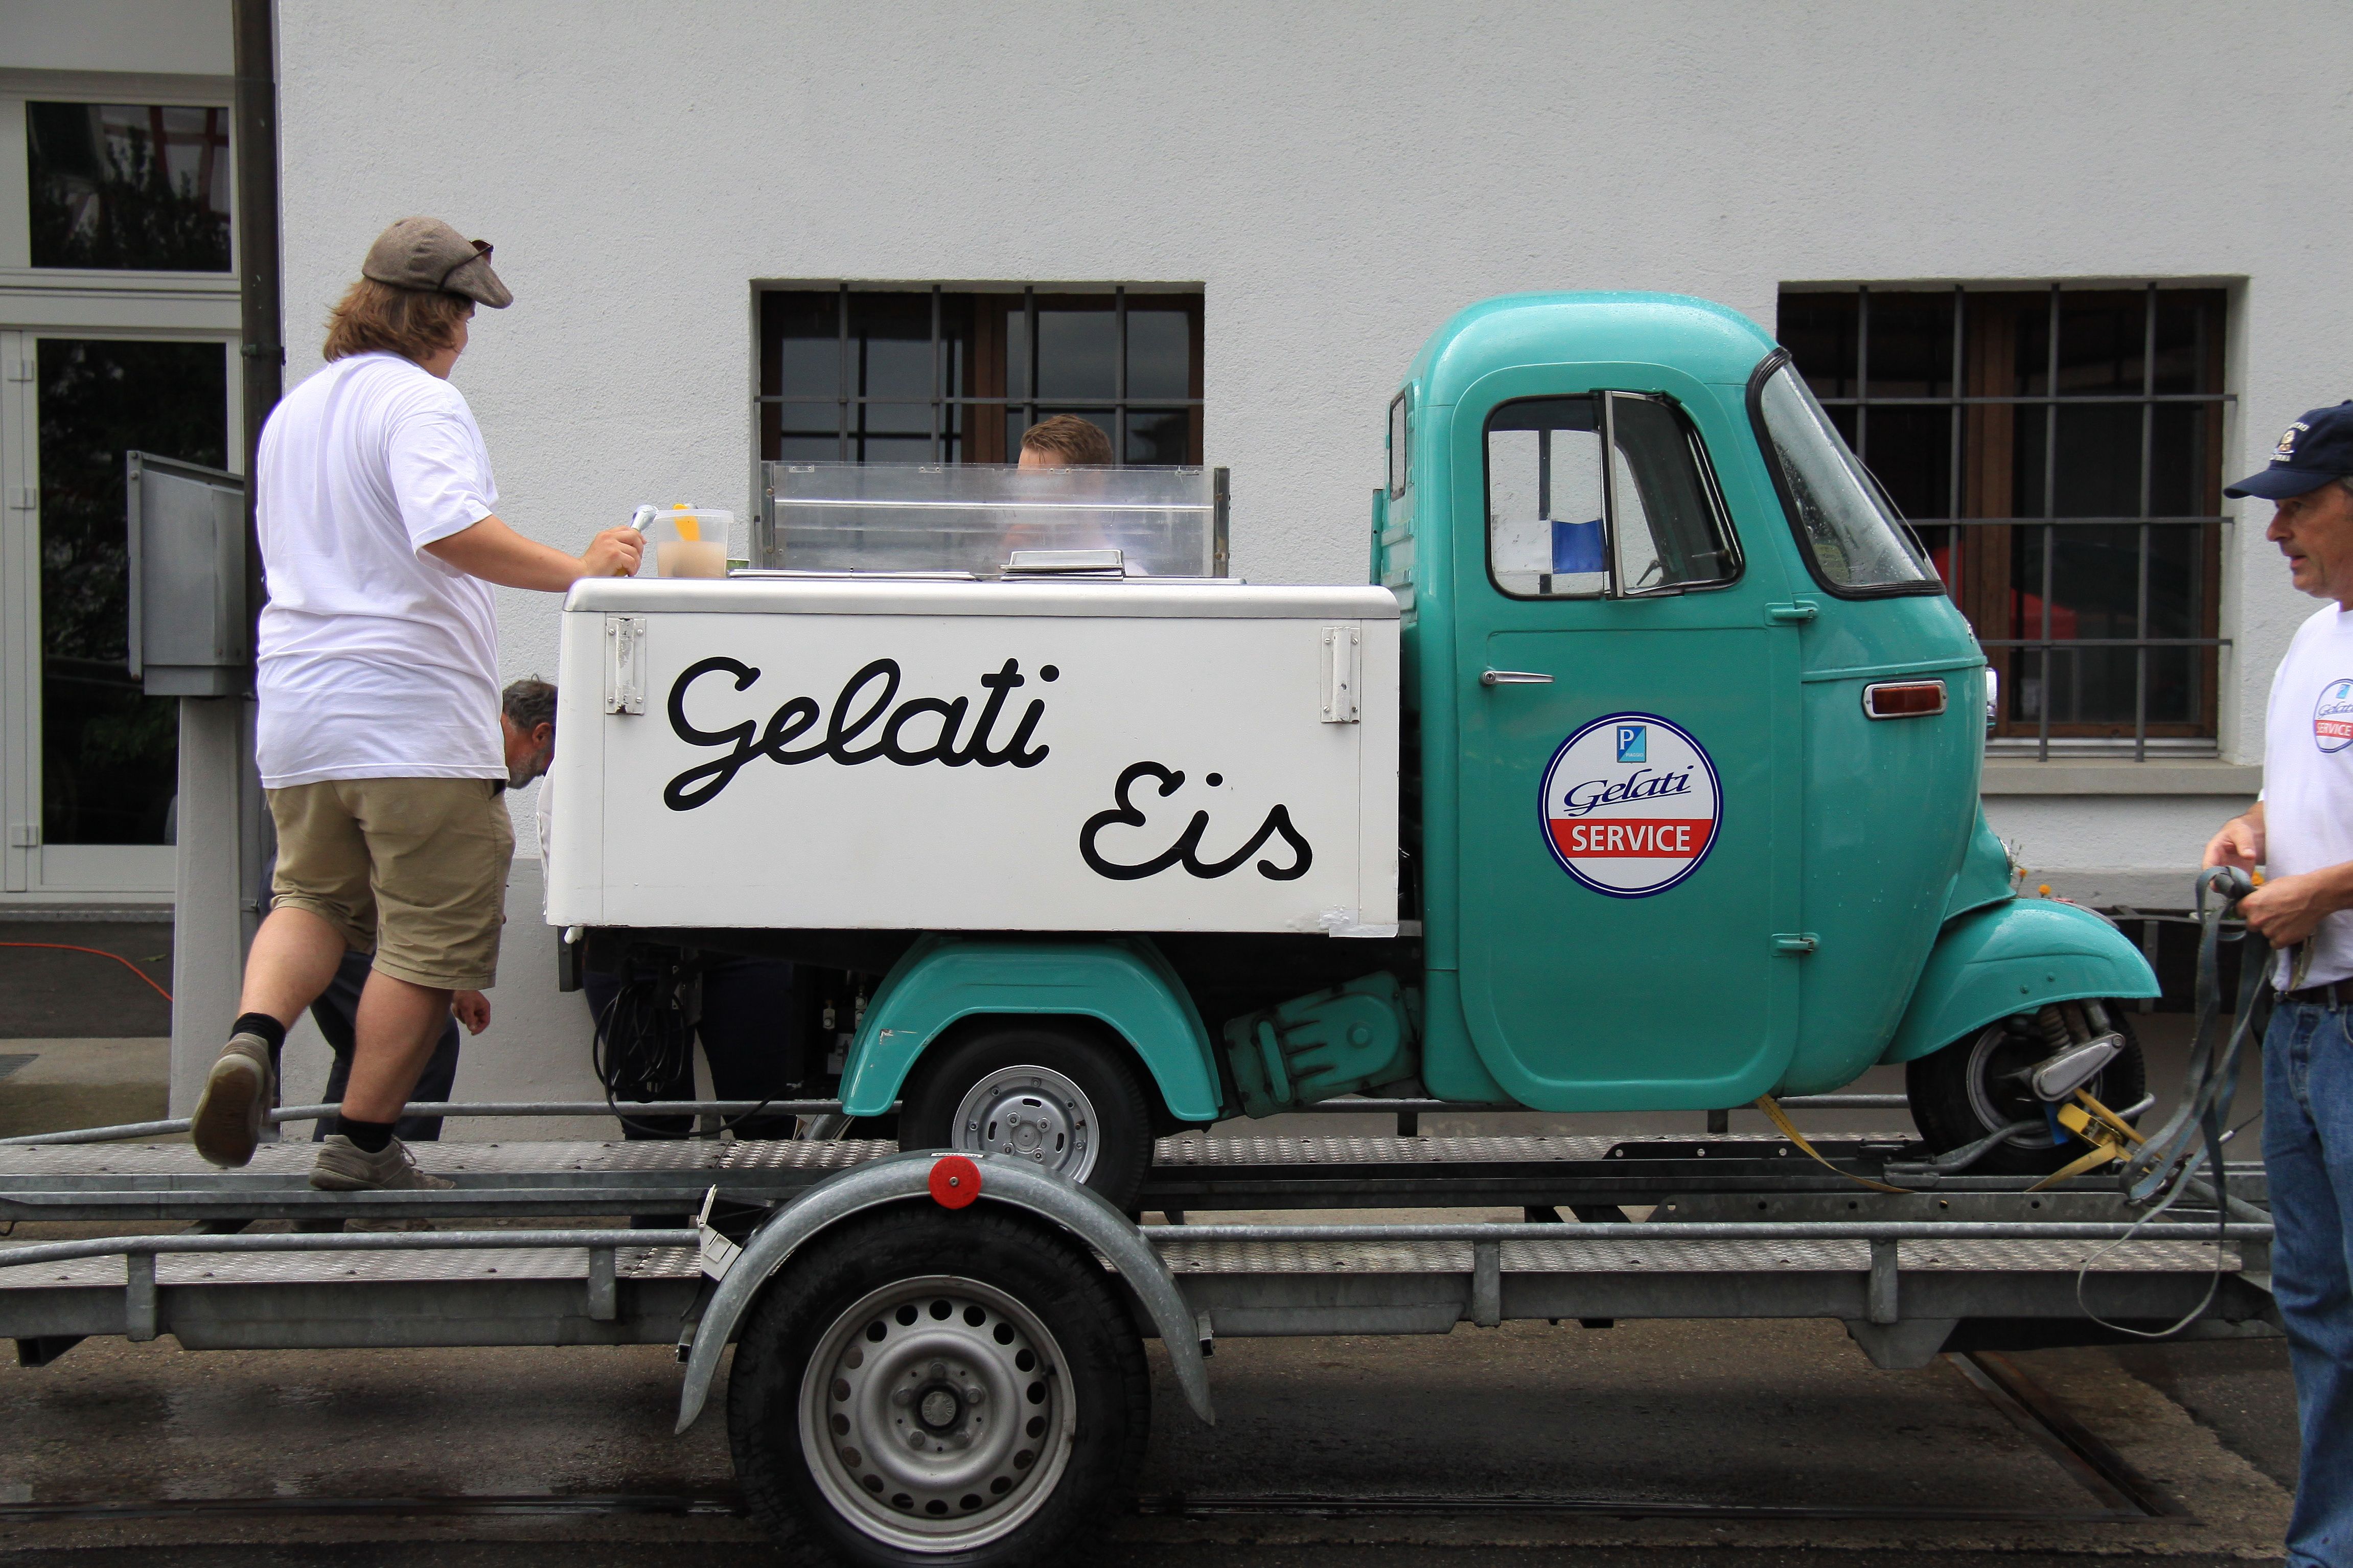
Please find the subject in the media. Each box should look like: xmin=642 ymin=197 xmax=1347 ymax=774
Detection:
xmin=0 ymin=1100 xmax=2277 ymax=1565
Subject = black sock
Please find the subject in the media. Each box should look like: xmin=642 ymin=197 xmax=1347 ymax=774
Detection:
xmin=338 ymin=1116 xmax=395 ymax=1154
xmin=232 ymin=1012 xmax=286 ymax=1054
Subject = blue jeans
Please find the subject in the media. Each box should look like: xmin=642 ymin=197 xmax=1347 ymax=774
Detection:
xmin=2266 ymin=998 xmax=2353 ymax=1566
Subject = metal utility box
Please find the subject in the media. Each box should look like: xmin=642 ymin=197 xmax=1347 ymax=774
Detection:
xmin=545 ymin=575 xmax=1399 ymax=935
xmin=126 ymin=452 xmax=248 ymax=697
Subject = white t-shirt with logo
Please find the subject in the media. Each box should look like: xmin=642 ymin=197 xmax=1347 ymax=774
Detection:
xmin=2261 ymin=601 xmax=2353 ymax=986
xmin=253 ymin=353 xmax=504 ymax=789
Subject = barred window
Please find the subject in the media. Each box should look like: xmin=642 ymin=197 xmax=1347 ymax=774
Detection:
xmin=757 ymin=284 xmax=1203 ymax=467
xmin=1779 ymin=285 xmax=2230 ymax=757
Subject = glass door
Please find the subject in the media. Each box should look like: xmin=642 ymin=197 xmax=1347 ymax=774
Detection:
xmin=0 ymin=331 xmax=232 ymax=897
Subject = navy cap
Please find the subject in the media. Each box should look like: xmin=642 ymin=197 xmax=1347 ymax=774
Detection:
xmin=2226 ymin=401 xmax=2353 ymax=499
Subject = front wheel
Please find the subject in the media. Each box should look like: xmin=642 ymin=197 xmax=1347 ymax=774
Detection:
xmin=1906 ymin=1005 xmax=2146 ymax=1177
xmin=898 ymin=1025 xmax=1155 ymax=1208
xmin=728 ymin=1207 xmax=1150 ymax=1567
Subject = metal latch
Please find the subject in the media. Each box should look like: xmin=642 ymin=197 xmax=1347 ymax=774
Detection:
xmin=1765 ymin=602 xmax=1819 ymax=625
xmin=1320 ymin=626 xmax=1360 ymax=723
xmin=1772 ymin=932 xmax=1819 ymax=954
xmin=7 ymin=824 xmax=38 ymax=848
xmin=604 ymin=615 xmax=646 ymax=715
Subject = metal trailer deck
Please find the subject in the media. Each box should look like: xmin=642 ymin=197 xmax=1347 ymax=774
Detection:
xmin=0 ymin=1127 xmax=2279 ymax=1372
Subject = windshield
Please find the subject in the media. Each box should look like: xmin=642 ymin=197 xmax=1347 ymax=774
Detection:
xmin=1752 ymin=362 xmax=1939 ymax=594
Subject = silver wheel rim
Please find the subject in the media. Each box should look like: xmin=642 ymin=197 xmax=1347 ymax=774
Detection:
xmin=1964 ymin=1023 xmax=2067 ymax=1149
xmin=798 ymin=1275 xmax=1075 ymax=1551
xmin=950 ymin=1065 xmax=1098 ymax=1182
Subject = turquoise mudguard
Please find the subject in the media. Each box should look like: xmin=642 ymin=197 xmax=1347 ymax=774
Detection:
xmin=837 ymin=934 xmax=1225 ymax=1121
xmin=1879 ymin=898 xmax=2161 ymax=1066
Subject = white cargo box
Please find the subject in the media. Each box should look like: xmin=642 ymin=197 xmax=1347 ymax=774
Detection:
xmin=546 ymin=577 xmax=1400 ymax=936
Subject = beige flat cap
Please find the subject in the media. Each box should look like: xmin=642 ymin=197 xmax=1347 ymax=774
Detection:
xmin=361 ymin=216 xmax=513 ymax=308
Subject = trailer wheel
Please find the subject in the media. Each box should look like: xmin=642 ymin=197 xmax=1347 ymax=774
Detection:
xmin=728 ymin=1206 xmax=1148 ymax=1568
xmin=899 ymin=1026 xmax=1154 ymax=1207
xmin=1907 ymin=1006 xmax=2147 ymax=1177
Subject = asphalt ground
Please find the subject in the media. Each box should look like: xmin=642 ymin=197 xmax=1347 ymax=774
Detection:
xmin=0 ymin=1317 xmax=2300 ymax=1565
xmin=0 ymin=924 xmax=174 ymax=1039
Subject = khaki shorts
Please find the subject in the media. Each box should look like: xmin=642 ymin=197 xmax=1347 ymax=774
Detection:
xmin=268 ymin=777 xmax=515 ymax=990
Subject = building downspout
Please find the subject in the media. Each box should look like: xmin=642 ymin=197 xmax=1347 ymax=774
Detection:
xmin=172 ymin=0 xmax=280 ymax=1114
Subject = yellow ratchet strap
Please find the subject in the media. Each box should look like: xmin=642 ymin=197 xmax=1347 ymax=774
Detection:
xmin=1754 ymin=1095 xmax=1912 ymax=1194
xmin=2026 ymin=1088 xmax=2147 ymax=1192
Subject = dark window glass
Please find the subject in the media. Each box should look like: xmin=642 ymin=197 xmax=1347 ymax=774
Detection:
xmin=39 ymin=340 xmax=228 ymax=844
xmin=762 ymin=287 xmax=1203 ymax=467
xmin=1778 ymin=286 xmax=2227 ymax=747
xmin=27 ymin=102 xmax=231 ymax=272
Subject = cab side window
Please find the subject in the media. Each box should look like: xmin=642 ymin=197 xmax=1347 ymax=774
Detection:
xmin=1487 ymin=393 xmax=1739 ymax=599
xmin=1487 ymin=398 xmax=1608 ymax=597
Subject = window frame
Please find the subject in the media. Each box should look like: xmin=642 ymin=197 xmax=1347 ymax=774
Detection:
xmin=1387 ymin=388 xmax=1410 ymax=498
xmin=1746 ymin=348 xmax=1946 ymax=603
xmin=1772 ymin=283 xmax=2233 ymax=757
xmin=753 ymin=281 xmax=1205 ymax=476
xmin=1482 ymin=389 xmax=1743 ymax=603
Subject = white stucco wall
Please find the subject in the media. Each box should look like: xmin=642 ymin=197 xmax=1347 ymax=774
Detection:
xmin=267 ymin=2 xmax=2344 ymax=1112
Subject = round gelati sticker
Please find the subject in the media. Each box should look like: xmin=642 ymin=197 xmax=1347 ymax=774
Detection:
xmin=1539 ymin=712 xmax=1721 ymax=897
xmin=2316 ymin=679 xmax=2353 ymax=754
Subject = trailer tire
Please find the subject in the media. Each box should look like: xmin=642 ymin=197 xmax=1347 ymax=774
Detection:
xmin=727 ymin=1205 xmax=1149 ymax=1568
xmin=1907 ymin=1006 xmax=2147 ymax=1177
xmin=898 ymin=1025 xmax=1155 ymax=1208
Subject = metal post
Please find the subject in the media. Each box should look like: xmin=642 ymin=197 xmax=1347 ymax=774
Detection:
xmin=1867 ymin=1237 xmax=1899 ymax=1325
xmin=835 ymin=283 xmax=849 ymax=463
xmin=2040 ymin=285 xmax=2060 ymax=762
xmin=1470 ymin=1240 xmax=1502 ymax=1328
xmin=1114 ymin=285 xmax=1127 ymax=466
xmin=586 ymin=1244 xmax=617 ymax=1321
xmin=125 ymin=1251 xmax=158 ymax=1342
xmin=2136 ymin=283 xmax=2156 ymax=762
xmin=1854 ymin=286 xmax=1869 ymax=462
xmin=1023 ymin=286 xmax=1037 ymax=441
xmin=929 ymin=285 xmax=942 ymax=465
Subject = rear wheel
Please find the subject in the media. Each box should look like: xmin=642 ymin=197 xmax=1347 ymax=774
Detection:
xmin=1907 ymin=1005 xmax=2146 ymax=1177
xmin=899 ymin=1025 xmax=1155 ymax=1208
xmin=728 ymin=1207 xmax=1149 ymax=1567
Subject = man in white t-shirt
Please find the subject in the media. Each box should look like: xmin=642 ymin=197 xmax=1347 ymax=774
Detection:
xmin=2203 ymin=400 xmax=2353 ymax=1568
xmin=189 ymin=217 xmax=641 ymax=1190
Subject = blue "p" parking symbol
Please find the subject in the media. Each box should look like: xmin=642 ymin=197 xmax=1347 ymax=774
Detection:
xmin=1616 ymin=725 xmax=1646 ymax=764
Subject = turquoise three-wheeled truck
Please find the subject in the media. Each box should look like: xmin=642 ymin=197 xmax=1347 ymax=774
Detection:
xmin=550 ymin=291 xmax=2160 ymax=1204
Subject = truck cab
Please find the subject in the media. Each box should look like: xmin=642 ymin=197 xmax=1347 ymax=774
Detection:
xmin=549 ymin=292 xmax=2158 ymax=1205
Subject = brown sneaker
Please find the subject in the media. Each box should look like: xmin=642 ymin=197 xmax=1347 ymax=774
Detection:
xmin=308 ymin=1135 xmax=455 ymax=1192
xmin=190 ymin=1033 xmax=274 ymax=1168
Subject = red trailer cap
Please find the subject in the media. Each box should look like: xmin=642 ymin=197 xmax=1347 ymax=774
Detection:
xmin=929 ymin=1154 xmax=982 ymax=1209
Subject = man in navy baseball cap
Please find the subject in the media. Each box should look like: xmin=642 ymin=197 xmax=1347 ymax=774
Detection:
xmin=2226 ymin=400 xmax=2353 ymax=499
xmin=2207 ymin=397 xmax=2353 ymax=1565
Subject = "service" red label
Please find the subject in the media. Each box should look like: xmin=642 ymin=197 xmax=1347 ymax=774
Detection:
xmin=1549 ymin=818 xmax=1714 ymax=858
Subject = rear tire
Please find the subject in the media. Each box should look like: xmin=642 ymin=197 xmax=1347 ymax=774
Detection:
xmin=1907 ymin=1006 xmax=2146 ymax=1177
xmin=728 ymin=1206 xmax=1149 ymax=1567
xmin=899 ymin=1025 xmax=1155 ymax=1208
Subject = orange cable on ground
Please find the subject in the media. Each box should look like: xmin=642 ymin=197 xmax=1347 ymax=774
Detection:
xmin=0 ymin=943 xmax=173 ymax=1003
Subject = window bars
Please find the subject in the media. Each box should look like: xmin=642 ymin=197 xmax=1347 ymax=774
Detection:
xmin=756 ymin=283 xmax=1204 ymax=468
xmin=1803 ymin=283 xmax=2232 ymax=762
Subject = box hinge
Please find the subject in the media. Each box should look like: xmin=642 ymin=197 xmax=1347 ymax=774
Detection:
xmin=604 ymin=615 xmax=646 ymax=715
xmin=1319 ymin=625 xmax=1360 ymax=723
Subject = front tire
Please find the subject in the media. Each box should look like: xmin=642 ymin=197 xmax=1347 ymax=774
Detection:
xmin=1907 ymin=1006 xmax=2146 ymax=1177
xmin=728 ymin=1206 xmax=1149 ymax=1567
xmin=898 ymin=1025 xmax=1155 ymax=1208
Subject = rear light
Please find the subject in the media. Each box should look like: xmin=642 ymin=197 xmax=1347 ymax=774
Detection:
xmin=1862 ymin=679 xmax=1947 ymax=719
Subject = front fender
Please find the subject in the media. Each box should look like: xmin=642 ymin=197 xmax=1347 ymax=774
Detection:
xmin=1880 ymin=898 xmax=2160 ymax=1066
xmin=677 ymin=1150 xmax=1213 ymax=1433
xmin=837 ymin=935 xmax=1222 ymax=1121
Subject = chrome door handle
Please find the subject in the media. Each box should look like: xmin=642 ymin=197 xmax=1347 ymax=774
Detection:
xmin=1480 ymin=670 xmax=1554 ymax=686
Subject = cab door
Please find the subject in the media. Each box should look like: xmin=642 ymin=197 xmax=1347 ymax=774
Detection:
xmin=1455 ymin=383 xmax=1802 ymax=1111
